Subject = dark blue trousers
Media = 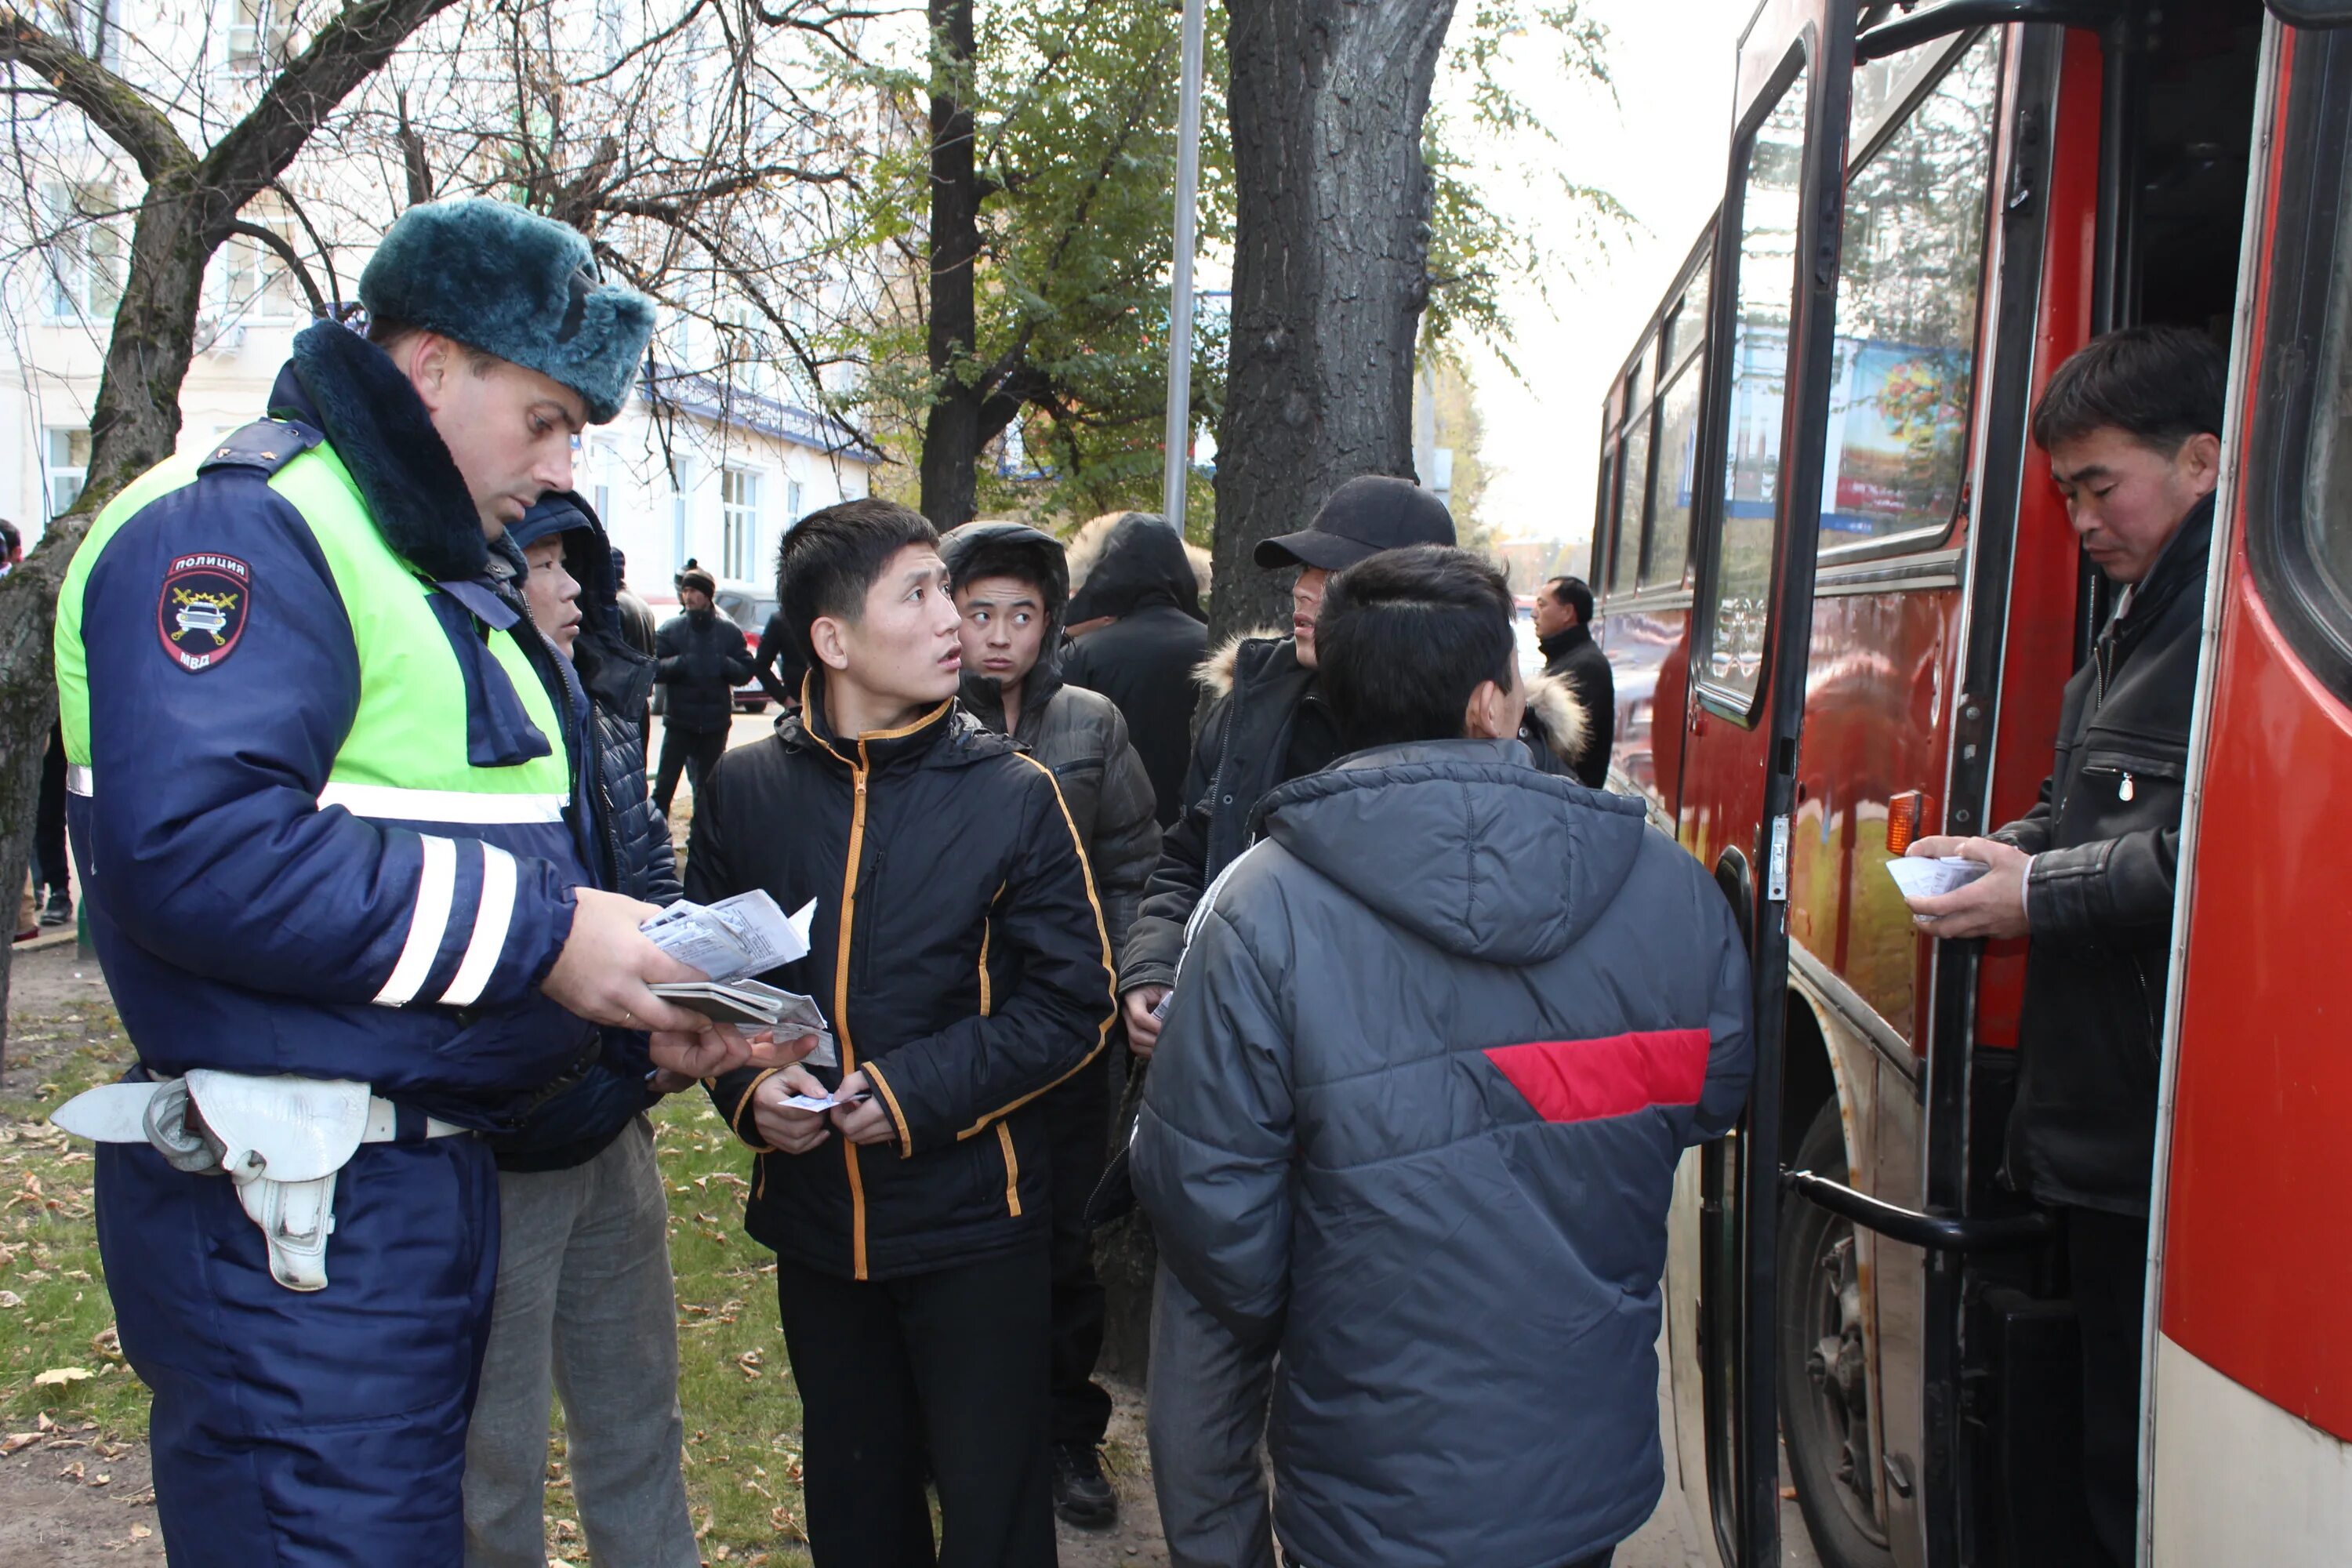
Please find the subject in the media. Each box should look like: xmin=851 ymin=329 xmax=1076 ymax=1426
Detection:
xmin=96 ymin=1134 xmax=500 ymax=1566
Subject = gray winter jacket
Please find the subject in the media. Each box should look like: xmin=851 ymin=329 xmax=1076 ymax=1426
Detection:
xmin=1132 ymin=738 xmax=1752 ymax=1568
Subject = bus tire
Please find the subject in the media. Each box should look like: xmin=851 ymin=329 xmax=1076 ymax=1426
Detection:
xmin=1780 ymin=1097 xmax=1896 ymax=1568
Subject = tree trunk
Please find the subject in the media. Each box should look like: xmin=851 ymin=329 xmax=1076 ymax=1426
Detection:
xmin=1207 ymin=0 xmax=1457 ymax=640
xmin=0 ymin=178 xmax=228 ymax=1066
xmin=918 ymin=0 xmax=984 ymax=531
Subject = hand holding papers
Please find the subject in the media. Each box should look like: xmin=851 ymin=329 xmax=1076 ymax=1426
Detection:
xmin=1885 ymin=855 xmax=1993 ymax=901
xmin=640 ymin=895 xmax=837 ymax=1069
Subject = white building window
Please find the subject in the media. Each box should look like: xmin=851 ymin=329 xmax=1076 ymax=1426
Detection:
xmin=43 ymin=182 xmax=123 ymax=321
xmin=220 ymin=211 xmax=302 ymax=322
xmin=786 ymin=478 xmax=804 ymax=525
xmin=47 ymin=428 xmax=91 ymax=518
xmin=721 ymin=467 xmax=760 ymax=583
xmin=227 ymin=0 xmax=289 ymax=71
xmin=56 ymin=0 xmax=122 ymax=65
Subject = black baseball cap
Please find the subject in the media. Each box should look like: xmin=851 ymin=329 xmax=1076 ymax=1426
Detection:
xmin=1254 ymin=475 xmax=1455 ymax=571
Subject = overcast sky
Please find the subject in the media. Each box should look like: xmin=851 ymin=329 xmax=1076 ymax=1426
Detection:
xmin=1447 ymin=0 xmax=1763 ymax=550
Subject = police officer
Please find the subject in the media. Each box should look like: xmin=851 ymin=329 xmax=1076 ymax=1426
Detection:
xmin=51 ymin=199 xmax=771 ymax=1564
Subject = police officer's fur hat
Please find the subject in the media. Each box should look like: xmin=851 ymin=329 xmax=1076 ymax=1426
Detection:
xmin=359 ymin=199 xmax=654 ymax=424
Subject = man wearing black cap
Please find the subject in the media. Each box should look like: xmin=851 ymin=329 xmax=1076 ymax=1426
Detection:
xmin=1116 ymin=475 xmax=1456 ymax=1058
xmin=652 ymin=565 xmax=753 ymax=820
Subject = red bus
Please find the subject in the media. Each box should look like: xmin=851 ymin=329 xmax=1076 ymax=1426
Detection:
xmin=1584 ymin=2 xmax=2351 ymax=1564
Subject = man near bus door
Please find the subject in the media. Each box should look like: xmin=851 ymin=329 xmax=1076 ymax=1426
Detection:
xmin=1534 ymin=573 xmax=1614 ymax=789
xmin=49 ymin=197 xmax=765 ymax=1565
xmin=1901 ymin=325 xmax=2226 ymax=1566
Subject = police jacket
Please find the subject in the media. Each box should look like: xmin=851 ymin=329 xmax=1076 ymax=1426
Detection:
xmin=655 ymin=608 xmax=753 ymax=732
xmin=493 ymin=495 xmax=684 ymax=1172
xmin=1992 ymin=497 xmax=2214 ymax=1215
xmin=1132 ymin=739 xmax=1753 ymax=1568
xmin=698 ymin=682 xmax=1115 ymax=1280
xmin=1540 ymin=622 xmax=1616 ymax=789
xmin=54 ymin=321 xmax=597 ymax=1127
xmin=1118 ymin=631 xmax=1588 ymax=996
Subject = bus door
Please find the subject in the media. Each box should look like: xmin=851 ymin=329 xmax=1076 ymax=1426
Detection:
xmin=2145 ymin=6 xmax=2352 ymax=1562
xmin=1679 ymin=1 xmax=1858 ymax=1561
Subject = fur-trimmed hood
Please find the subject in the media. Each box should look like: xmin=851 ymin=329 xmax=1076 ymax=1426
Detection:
xmin=276 ymin=320 xmax=492 ymax=583
xmin=1196 ymin=627 xmax=1589 ymax=767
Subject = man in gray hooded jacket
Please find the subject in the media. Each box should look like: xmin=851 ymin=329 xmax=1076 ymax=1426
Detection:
xmin=1133 ymin=546 xmax=1753 ymax=1568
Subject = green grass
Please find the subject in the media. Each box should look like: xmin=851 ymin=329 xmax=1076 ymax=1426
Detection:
xmin=1 ymin=1001 xmax=817 ymax=1565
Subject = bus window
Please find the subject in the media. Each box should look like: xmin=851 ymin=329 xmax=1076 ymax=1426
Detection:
xmin=1616 ymin=393 xmax=1653 ymax=597
xmin=1818 ymin=31 xmax=2000 ymax=555
xmin=1704 ymin=62 xmax=1810 ymax=701
xmin=2274 ymin=86 xmax=2352 ymax=700
xmin=1647 ymin=356 xmax=1702 ymax=587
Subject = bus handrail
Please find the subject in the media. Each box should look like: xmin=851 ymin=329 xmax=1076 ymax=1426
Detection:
xmin=1855 ymin=0 xmax=2118 ymax=63
xmin=1780 ymin=1167 xmax=2056 ymax=1251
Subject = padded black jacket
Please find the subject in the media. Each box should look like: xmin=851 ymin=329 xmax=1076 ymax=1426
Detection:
xmin=699 ymin=683 xmax=1116 ymax=1279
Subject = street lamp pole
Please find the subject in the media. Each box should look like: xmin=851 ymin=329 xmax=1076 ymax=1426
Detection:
xmin=1160 ymin=0 xmax=1207 ymax=531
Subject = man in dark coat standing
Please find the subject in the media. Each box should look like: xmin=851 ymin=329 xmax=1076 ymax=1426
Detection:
xmin=1059 ymin=513 xmax=1208 ymax=826
xmin=1134 ymin=546 xmax=1750 ymax=1568
xmin=1900 ymin=325 xmax=2225 ymax=1566
xmin=652 ymin=565 xmax=753 ymax=818
xmin=1534 ymin=575 xmax=1613 ymax=788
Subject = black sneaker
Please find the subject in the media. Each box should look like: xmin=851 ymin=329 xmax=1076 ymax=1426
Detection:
xmin=39 ymin=888 xmax=71 ymax=927
xmin=1051 ymin=1441 xmax=1118 ymax=1528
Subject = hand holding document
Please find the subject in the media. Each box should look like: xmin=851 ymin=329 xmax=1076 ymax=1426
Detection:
xmin=1885 ymin=855 xmax=1993 ymax=901
xmin=640 ymin=894 xmax=837 ymax=1069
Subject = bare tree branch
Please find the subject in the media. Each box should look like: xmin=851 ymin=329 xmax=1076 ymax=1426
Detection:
xmin=226 ymin=216 xmax=328 ymax=316
xmin=0 ymin=10 xmax=194 ymax=180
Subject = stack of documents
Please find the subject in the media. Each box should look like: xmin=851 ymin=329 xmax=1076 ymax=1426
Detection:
xmin=641 ymin=892 xmax=837 ymax=1067
xmin=1884 ymin=855 xmax=1992 ymax=900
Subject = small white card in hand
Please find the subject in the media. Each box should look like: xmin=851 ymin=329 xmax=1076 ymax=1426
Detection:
xmin=782 ymin=1092 xmax=842 ymax=1112
xmin=1885 ymin=855 xmax=1991 ymax=901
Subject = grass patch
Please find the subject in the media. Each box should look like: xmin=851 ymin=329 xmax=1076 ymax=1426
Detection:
xmin=1 ymin=1002 xmax=816 ymax=1564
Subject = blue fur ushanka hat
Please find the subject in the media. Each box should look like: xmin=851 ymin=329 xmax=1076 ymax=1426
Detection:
xmin=358 ymin=198 xmax=655 ymax=424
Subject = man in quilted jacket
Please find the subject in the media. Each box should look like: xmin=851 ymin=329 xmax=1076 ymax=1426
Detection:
xmin=1133 ymin=546 xmax=1753 ymax=1568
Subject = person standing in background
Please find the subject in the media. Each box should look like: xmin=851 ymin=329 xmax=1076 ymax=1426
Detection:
xmin=1534 ymin=575 xmax=1614 ymax=789
xmin=652 ymin=564 xmax=752 ymax=820
xmin=754 ymin=604 xmax=809 ymax=713
xmin=1058 ymin=512 xmax=1210 ymax=827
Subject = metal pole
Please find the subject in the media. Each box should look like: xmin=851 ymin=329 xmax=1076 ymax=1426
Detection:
xmin=1160 ymin=0 xmax=1207 ymax=529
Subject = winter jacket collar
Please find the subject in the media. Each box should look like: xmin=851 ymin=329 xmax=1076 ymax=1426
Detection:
xmin=1537 ymin=622 xmax=1594 ymax=666
xmin=274 ymin=321 xmax=491 ymax=583
xmin=1258 ymin=739 xmax=1647 ymax=967
xmin=2105 ymin=494 xmax=2214 ymax=654
xmin=783 ymin=674 xmax=1013 ymax=775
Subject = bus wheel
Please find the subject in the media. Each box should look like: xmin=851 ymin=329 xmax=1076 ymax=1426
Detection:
xmin=1780 ymin=1098 xmax=1894 ymax=1568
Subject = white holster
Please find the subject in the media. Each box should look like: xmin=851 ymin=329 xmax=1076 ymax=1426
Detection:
xmin=53 ymin=1071 xmax=466 ymax=1292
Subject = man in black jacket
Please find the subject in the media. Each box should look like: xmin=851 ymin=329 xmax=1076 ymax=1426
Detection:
xmin=1534 ymin=574 xmax=1614 ymax=788
xmin=1901 ymin=325 xmax=2225 ymax=1566
xmin=1060 ymin=512 xmax=1209 ymax=825
xmin=651 ymin=565 xmax=753 ymax=818
xmin=942 ymin=521 xmax=1160 ymax=1528
xmin=694 ymin=499 xmax=1115 ymax=1567
xmin=466 ymin=494 xmax=701 ymax=1567
xmin=1116 ymin=477 xmax=1450 ymax=1056
xmin=753 ymin=606 xmax=809 ymax=712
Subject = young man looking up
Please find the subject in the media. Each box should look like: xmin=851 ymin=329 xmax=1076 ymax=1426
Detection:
xmin=941 ymin=521 xmax=1162 ymax=1528
xmin=1134 ymin=546 xmax=1754 ymax=1568
xmin=695 ymin=500 xmax=1116 ymax=1567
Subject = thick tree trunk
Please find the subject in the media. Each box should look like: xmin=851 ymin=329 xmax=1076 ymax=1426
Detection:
xmin=918 ymin=0 xmax=984 ymax=531
xmin=1207 ymin=0 xmax=1457 ymax=640
xmin=0 ymin=180 xmax=227 ymax=1065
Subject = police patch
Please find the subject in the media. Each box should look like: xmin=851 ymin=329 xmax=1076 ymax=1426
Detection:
xmin=157 ymin=554 xmax=252 ymax=672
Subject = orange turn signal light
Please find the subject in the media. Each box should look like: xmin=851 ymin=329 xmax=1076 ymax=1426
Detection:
xmin=1887 ymin=791 xmax=1933 ymax=855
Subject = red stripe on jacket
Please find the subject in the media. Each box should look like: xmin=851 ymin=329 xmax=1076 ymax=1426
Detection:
xmin=1483 ymin=1029 xmax=1711 ymax=1123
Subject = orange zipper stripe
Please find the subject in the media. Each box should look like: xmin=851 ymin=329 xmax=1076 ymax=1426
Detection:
xmin=838 ymin=750 xmax=870 ymax=1280
xmin=996 ymin=1120 xmax=1022 ymax=1218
